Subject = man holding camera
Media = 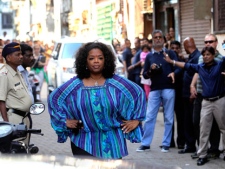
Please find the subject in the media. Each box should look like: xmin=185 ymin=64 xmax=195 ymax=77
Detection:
xmin=136 ymin=29 xmax=179 ymax=153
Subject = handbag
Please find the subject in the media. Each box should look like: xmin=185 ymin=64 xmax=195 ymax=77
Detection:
xmin=140 ymin=75 xmax=151 ymax=85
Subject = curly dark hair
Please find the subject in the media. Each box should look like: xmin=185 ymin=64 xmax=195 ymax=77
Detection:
xmin=75 ymin=42 xmax=116 ymax=79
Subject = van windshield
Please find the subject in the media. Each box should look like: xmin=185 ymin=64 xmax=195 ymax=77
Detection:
xmin=61 ymin=43 xmax=83 ymax=59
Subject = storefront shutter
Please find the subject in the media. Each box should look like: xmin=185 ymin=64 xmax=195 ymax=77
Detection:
xmin=180 ymin=0 xmax=211 ymax=54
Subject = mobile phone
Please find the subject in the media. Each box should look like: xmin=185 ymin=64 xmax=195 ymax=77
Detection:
xmin=222 ymin=42 xmax=225 ymax=50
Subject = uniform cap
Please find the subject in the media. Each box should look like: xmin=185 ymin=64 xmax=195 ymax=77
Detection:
xmin=2 ymin=42 xmax=21 ymax=58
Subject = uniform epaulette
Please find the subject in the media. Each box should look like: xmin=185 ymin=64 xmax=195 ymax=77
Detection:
xmin=0 ymin=64 xmax=8 ymax=75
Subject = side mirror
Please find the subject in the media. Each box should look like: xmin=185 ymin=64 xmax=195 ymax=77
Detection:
xmin=29 ymin=103 xmax=45 ymax=115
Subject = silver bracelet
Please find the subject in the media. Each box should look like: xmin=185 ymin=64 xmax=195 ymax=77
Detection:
xmin=173 ymin=60 xmax=176 ymax=66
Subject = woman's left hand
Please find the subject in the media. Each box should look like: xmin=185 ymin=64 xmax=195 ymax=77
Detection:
xmin=121 ymin=120 xmax=140 ymax=133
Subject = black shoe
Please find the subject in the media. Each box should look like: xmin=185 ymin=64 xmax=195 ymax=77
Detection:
xmin=161 ymin=146 xmax=169 ymax=153
xmin=223 ymin=156 xmax=225 ymax=161
xmin=197 ymin=158 xmax=209 ymax=166
xmin=191 ymin=152 xmax=198 ymax=159
xmin=160 ymin=145 xmax=175 ymax=148
xmin=178 ymin=148 xmax=196 ymax=154
xmin=136 ymin=145 xmax=150 ymax=152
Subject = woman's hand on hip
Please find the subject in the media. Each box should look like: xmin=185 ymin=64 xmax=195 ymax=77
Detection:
xmin=121 ymin=120 xmax=140 ymax=133
xmin=66 ymin=119 xmax=81 ymax=129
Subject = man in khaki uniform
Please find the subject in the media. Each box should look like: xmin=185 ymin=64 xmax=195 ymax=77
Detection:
xmin=0 ymin=42 xmax=33 ymax=147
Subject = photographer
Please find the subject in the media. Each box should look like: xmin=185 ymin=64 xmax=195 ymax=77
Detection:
xmin=136 ymin=29 xmax=180 ymax=153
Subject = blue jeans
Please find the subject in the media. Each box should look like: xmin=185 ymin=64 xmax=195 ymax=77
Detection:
xmin=141 ymin=89 xmax=175 ymax=147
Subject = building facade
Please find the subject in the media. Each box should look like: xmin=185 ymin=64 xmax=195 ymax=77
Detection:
xmin=153 ymin=0 xmax=225 ymax=56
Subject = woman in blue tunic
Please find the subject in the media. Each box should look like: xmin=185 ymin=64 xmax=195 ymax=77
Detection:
xmin=48 ymin=42 xmax=146 ymax=159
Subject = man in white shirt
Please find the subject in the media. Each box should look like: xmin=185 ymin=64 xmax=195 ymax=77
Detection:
xmin=17 ymin=43 xmax=39 ymax=154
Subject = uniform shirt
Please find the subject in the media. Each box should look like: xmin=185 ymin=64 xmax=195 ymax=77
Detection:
xmin=17 ymin=65 xmax=34 ymax=103
xmin=196 ymin=52 xmax=223 ymax=93
xmin=184 ymin=58 xmax=225 ymax=98
xmin=48 ymin=74 xmax=146 ymax=159
xmin=0 ymin=64 xmax=32 ymax=112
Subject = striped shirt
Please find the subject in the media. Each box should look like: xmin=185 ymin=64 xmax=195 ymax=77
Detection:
xmin=48 ymin=74 xmax=146 ymax=159
xmin=196 ymin=52 xmax=223 ymax=93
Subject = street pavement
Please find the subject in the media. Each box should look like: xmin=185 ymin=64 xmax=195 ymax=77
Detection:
xmin=30 ymin=82 xmax=225 ymax=169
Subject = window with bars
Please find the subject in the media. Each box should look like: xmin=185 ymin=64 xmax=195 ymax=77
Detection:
xmin=1 ymin=13 xmax=13 ymax=29
xmin=214 ymin=0 xmax=225 ymax=33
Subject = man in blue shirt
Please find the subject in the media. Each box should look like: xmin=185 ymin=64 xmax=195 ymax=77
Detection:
xmin=170 ymin=40 xmax=185 ymax=149
xmin=190 ymin=33 xmax=222 ymax=159
xmin=128 ymin=38 xmax=143 ymax=88
xmin=136 ymin=29 xmax=179 ymax=153
xmin=164 ymin=46 xmax=225 ymax=166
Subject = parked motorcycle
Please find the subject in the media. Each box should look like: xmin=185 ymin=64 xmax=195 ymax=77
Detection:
xmin=0 ymin=103 xmax=45 ymax=154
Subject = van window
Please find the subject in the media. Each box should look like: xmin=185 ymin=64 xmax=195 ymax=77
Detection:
xmin=52 ymin=43 xmax=61 ymax=59
xmin=61 ymin=43 xmax=83 ymax=59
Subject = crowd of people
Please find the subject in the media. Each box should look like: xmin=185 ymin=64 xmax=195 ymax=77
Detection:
xmin=1 ymin=28 xmax=225 ymax=166
xmin=112 ymin=29 xmax=225 ymax=166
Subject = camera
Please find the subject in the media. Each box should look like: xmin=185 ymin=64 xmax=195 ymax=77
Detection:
xmin=155 ymin=64 xmax=162 ymax=70
xmin=77 ymin=120 xmax=83 ymax=129
xmin=152 ymin=64 xmax=162 ymax=74
xmin=72 ymin=120 xmax=83 ymax=135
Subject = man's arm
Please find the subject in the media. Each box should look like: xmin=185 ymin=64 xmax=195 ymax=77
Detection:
xmin=164 ymin=54 xmax=185 ymax=68
xmin=0 ymin=101 xmax=8 ymax=121
xmin=123 ymin=60 xmax=127 ymax=73
xmin=127 ymin=61 xmax=142 ymax=72
xmin=190 ymin=73 xmax=198 ymax=98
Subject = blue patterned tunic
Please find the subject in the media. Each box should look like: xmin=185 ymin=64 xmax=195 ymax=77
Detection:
xmin=48 ymin=74 xmax=146 ymax=159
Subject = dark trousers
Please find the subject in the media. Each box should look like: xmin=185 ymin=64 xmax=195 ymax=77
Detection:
xmin=71 ymin=142 xmax=93 ymax=157
xmin=193 ymin=93 xmax=221 ymax=152
xmin=183 ymin=97 xmax=197 ymax=149
xmin=171 ymin=91 xmax=185 ymax=147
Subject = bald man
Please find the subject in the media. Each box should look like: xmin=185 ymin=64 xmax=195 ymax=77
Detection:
xmin=178 ymin=37 xmax=201 ymax=154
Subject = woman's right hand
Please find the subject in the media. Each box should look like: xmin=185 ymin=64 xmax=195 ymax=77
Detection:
xmin=66 ymin=119 xmax=82 ymax=129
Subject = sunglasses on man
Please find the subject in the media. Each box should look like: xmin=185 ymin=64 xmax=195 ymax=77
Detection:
xmin=204 ymin=40 xmax=216 ymax=44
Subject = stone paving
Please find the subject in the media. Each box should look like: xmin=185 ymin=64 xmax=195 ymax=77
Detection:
xmin=30 ymin=82 xmax=225 ymax=169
